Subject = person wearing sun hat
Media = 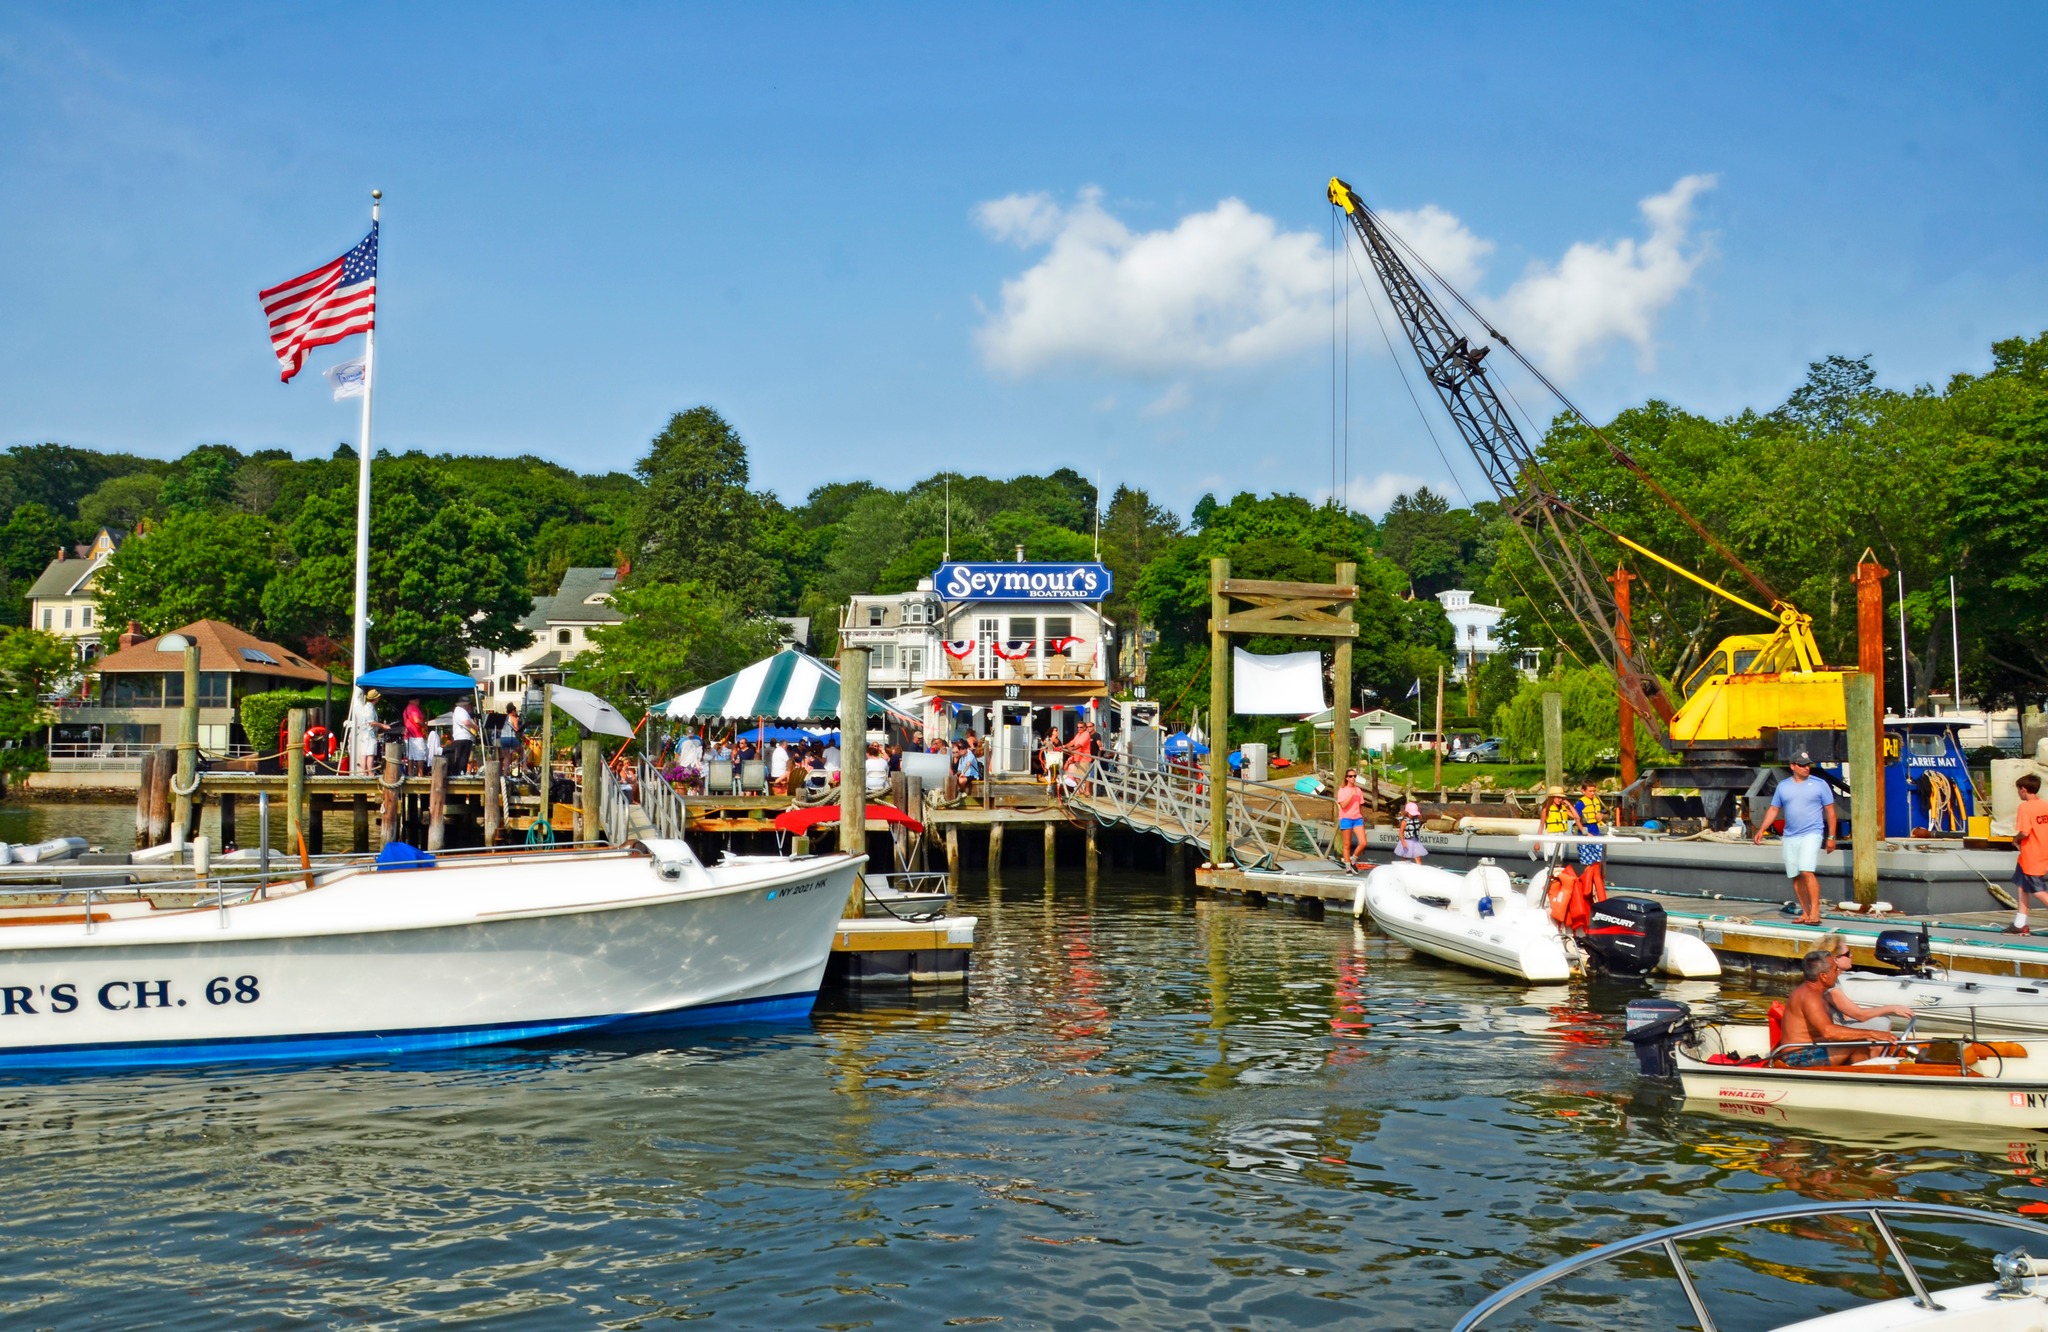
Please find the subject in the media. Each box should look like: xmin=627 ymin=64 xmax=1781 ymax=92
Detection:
xmin=1394 ymin=800 xmax=1428 ymax=860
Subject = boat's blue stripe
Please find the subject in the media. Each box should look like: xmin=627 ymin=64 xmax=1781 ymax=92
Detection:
xmin=0 ymin=990 xmax=819 ymax=1071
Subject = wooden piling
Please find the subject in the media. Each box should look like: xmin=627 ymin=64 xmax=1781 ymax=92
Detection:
xmin=947 ymin=826 xmax=961 ymax=885
xmin=428 ymin=756 xmax=449 ymax=851
xmin=286 ymin=709 xmax=306 ymax=857
xmin=580 ymin=739 xmax=602 ymax=846
xmin=838 ymin=644 xmax=871 ymax=917
xmin=134 ymin=749 xmax=155 ymax=847
xmin=904 ymin=775 xmax=924 ymax=868
xmin=307 ymin=794 xmax=325 ymax=855
xmin=988 ymin=821 xmax=1005 ymax=878
xmin=1207 ymin=556 xmax=1231 ymax=866
xmin=1541 ymin=691 xmax=1564 ymax=791
xmin=1044 ymin=820 xmax=1056 ymax=876
xmin=481 ymin=750 xmax=501 ymax=845
xmin=148 ymin=746 xmax=172 ymax=846
xmin=380 ymin=742 xmax=402 ymax=845
xmin=351 ymin=793 xmax=370 ymax=854
xmin=1085 ymin=822 xmax=1099 ymax=882
xmin=173 ymin=640 xmax=200 ymax=846
xmin=1846 ymin=670 xmax=1880 ymax=905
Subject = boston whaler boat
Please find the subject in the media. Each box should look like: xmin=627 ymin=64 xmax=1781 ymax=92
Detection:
xmin=1356 ymin=856 xmax=1721 ymax=983
xmin=1457 ymin=1201 xmax=2048 ymax=1330
xmin=0 ymin=838 xmax=860 ymax=1069
xmin=1624 ymin=995 xmax=2048 ymax=1131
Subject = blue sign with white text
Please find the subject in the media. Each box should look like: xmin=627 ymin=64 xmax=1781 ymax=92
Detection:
xmin=934 ymin=562 xmax=1113 ymax=602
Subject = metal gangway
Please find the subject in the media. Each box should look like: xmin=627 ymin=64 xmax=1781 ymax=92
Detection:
xmin=1066 ymin=754 xmax=1337 ymax=868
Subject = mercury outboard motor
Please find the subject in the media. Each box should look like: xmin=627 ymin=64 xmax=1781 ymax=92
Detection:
xmin=1623 ymin=997 xmax=1694 ymax=1076
xmin=1873 ymin=922 xmax=1933 ymax=976
xmin=1581 ymin=897 xmax=1668 ymax=977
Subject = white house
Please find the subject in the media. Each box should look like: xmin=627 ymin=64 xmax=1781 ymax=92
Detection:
xmin=1435 ymin=589 xmax=1538 ymax=680
xmin=468 ymin=565 xmax=625 ymax=711
xmin=840 ymin=581 xmax=945 ymax=703
xmin=26 ymin=527 xmax=122 ymax=664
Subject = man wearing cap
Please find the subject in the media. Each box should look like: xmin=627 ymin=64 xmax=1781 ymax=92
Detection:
xmin=1754 ymin=751 xmax=1837 ymax=926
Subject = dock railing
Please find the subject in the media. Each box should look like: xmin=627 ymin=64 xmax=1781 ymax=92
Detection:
xmin=632 ymin=756 xmax=687 ymax=842
xmin=1070 ymin=755 xmax=1334 ymax=867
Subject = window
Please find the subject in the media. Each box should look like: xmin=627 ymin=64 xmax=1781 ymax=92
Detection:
xmin=876 ymin=644 xmax=896 ymax=671
xmin=903 ymin=600 xmax=928 ymax=626
xmin=107 ymin=674 xmax=162 ymax=708
xmin=501 ymin=675 xmax=520 ymax=693
xmin=1042 ymin=616 xmax=1073 ymax=641
xmin=81 ymin=607 xmax=92 ymax=628
xmin=904 ymin=647 xmax=923 ymax=677
xmin=1906 ymin=732 xmax=1947 ymax=758
xmin=198 ymin=672 xmax=230 ymax=707
xmin=869 ymin=606 xmax=885 ymax=627
xmin=162 ymin=672 xmax=183 ymax=707
xmin=557 ymin=629 xmax=572 ymax=645
xmin=240 ymin=647 xmax=279 ymax=665
xmin=1007 ymin=617 xmax=1036 ymax=641
xmin=40 ymin=609 xmax=51 ymax=629
xmin=63 ymin=608 xmax=73 ymax=629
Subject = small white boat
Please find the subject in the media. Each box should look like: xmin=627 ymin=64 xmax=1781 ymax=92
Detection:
xmin=1626 ymin=999 xmax=2048 ymax=1130
xmin=1356 ymin=859 xmax=1721 ymax=983
xmin=862 ymin=870 xmax=952 ymax=920
xmin=1836 ymin=968 xmax=2048 ymax=1039
xmin=0 ymin=839 xmax=860 ymax=1069
xmin=1456 ymin=1200 xmax=2048 ymax=1330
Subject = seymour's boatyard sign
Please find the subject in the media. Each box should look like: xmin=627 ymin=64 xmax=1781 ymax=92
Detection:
xmin=935 ymin=562 xmax=1113 ymax=603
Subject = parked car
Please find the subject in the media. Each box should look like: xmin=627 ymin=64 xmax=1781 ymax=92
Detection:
xmin=1406 ymin=730 xmax=1449 ymax=752
xmin=1454 ymin=737 xmax=1503 ymax=763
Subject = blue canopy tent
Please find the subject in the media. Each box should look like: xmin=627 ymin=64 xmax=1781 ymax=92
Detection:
xmin=357 ymin=664 xmax=480 ymax=694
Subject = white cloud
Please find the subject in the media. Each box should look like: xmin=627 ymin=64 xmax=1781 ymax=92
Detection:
xmin=973 ymin=188 xmax=1328 ymax=376
xmin=1487 ymin=175 xmax=1717 ymax=378
xmin=1140 ymin=382 xmax=1191 ymax=417
xmin=1375 ymin=205 xmax=1493 ymax=289
xmin=972 ymin=176 xmax=1714 ymax=385
xmin=1319 ymin=471 xmax=1432 ymax=518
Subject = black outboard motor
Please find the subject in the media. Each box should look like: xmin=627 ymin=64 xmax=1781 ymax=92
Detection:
xmin=1623 ymin=997 xmax=1694 ymax=1076
xmin=1873 ymin=922 xmax=1933 ymax=976
xmin=1581 ymin=897 xmax=1668 ymax=977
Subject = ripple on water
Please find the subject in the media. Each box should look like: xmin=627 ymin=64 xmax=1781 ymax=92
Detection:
xmin=0 ymin=859 xmax=2039 ymax=1327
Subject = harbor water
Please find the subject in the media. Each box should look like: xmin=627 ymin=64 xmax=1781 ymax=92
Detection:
xmin=0 ymin=802 xmax=2042 ymax=1328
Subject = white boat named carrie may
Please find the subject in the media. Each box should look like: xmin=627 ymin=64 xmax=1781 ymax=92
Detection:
xmin=0 ymin=839 xmax=859 ymax=1069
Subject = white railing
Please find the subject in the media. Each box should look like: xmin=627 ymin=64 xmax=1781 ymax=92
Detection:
xmin=1069 ymin=755 xmax=1334 ymax=868
xmin=634 ymin=756 xmax=688 ymax=841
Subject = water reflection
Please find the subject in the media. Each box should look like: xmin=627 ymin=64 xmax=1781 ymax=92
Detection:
xmin=0 ymin=858 xmax=2038 ymax=1327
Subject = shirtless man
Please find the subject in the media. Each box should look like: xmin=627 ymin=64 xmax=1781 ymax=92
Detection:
xmin=1778 ymin=949 xmax=1885 ymax=1067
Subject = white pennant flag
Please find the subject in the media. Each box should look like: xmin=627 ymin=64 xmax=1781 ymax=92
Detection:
xmin=324 ymin=358 xmax=369 ymax=400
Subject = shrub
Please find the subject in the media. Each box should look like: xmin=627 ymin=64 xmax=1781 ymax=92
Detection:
xmin=238 ymin=688 xmax=336 ymax=758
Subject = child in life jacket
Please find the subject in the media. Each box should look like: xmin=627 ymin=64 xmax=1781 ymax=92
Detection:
xmin=1575 ymin=780 xmax=1609 ymax=902
xmin=1394 ymin=801 xmax=1428 ymax=860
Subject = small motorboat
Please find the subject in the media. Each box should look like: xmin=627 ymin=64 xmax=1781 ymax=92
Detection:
xmin=0 ymin=838 xmax=861 ymax=1069
xmin=1456 ymin=1200 xmax=2048 ymax=1330
xmin=1834 ymin=923 xmax=2048 ymax=1038
xmin=862 ymin=870 xmax=952 ymax=920
xmin=1625 ymin=997 xmax=2048 ymax=1130
xmin=1356 ymin=859 xmax=1721 ymax=983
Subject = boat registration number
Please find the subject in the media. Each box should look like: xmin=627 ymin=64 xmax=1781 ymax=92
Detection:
xmin=2011 ymin=1092 xmax=2048 ymax=1109
xmin=0 ymin=975 xmax=261 ymax=1016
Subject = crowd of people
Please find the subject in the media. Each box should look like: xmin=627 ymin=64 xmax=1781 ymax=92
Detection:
xmin=357 ymin=690 xmax=528 ymax=778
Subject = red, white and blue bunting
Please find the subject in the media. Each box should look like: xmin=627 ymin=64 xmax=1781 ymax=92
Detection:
xmin=992 ymin=640 xmax=1034 ymax=660
xmin=941 ymin=640 xmax=977 ymax=660
xmin=1046 ymin=636 xmax=1084 ymax=655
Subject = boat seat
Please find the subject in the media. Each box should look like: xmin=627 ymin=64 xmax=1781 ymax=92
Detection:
xmin=1767 ymin=1002 xmax=1784 ymax=1052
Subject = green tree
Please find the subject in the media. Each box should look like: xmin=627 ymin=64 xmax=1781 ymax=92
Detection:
xmin=0 ymin=502 xmax=71 ymax=586
xmin=1495 ymin=662 xmax=1673 ymax=778
xmin=95 ymin=510 xmax=279 ymax=637
xmin=630 ymin=407 xmax=774 ymax=606
xmin=0 ymin=627 xmax=81 ymax=768
xmin=158 ymin=444 xmax=247 ymax=512
xmin=573 ymin=581 xmax=784 ymax=716
xmin=263 ymin=461 xmax=534 ymax=671
xmin=0 ymin=444 xmax=154 ymax=520
xmin=76 ymin=473 xmax=163 ymax=532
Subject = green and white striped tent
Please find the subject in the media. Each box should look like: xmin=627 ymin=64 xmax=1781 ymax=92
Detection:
xmin=657 ymin=649 xmax=916 ymax=723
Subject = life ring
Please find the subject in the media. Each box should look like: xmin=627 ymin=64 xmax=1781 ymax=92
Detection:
xmin=303 ymin=725 xmax=336 ymax=762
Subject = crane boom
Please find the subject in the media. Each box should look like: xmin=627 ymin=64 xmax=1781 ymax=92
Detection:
xmin=1326 ymin=176 xmax=1678 ymax=736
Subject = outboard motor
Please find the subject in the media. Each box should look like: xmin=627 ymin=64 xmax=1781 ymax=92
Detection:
xmin=1873 ymin=922 xmax=1933 ymax=976
xmin=1581 ymin=896 xmax=1668 ymax=977
xmin=1623 ymin=997 xmax=1694 ymax=1076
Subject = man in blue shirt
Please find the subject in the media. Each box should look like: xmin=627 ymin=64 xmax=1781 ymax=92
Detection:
xmin=1752 ymin=750 xmax=1838 ymax=926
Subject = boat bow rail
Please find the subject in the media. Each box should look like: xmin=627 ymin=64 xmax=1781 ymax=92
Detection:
xmin=1455 ymin=1202 xmax=2048 ymax=1331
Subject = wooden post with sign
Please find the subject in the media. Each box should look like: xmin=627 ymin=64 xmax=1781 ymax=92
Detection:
xmin=1205 ymin=558 xmax=1360 ymax=867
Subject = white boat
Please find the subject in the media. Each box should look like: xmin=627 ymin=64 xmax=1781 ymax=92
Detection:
xmin=1835 ymin=968 xmax=2048 ymax=1038
xmin=0 ymin=838 xmax=859 ymax=1069
xmin=1626 ymin=999 xmax=2048 ymax=1130
xmin=1355 ymin=859 xmax=1721 ymax=983
xmin=1456 ymin=1201 xmax=2048 ymax=1330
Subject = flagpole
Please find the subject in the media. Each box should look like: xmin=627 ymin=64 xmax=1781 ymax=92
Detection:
xmin=348 ymin=188 xmax=382 ymax=767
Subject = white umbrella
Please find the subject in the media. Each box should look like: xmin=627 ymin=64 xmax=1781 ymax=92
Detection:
xmin=548 ymin=685 xmax=635 ymax=738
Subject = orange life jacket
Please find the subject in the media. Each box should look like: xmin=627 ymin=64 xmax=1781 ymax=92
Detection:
xmin=1545 ymin=864 xmax=1591 ymax=933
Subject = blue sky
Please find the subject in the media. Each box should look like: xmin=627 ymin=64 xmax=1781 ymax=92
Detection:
xmin=3 ymin=4 xmax=2044 ymax=517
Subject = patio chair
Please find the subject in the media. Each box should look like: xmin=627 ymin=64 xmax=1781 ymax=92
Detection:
xmin=739 ymin=759 xmax=768 ymax=794
xmin=945 ymin=654 xmax=975 ymax=679
xmin=706 ymin=758 xmax=736 ymax=795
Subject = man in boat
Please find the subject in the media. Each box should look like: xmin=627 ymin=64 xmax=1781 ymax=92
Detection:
xmin=1752 ymin=752 xmax=1837 ymax=927
xmin=1780 ymin=949 xmax=1886 ymax=1066
xmin=1817 ymin=933 xmax=1915 ymax=1029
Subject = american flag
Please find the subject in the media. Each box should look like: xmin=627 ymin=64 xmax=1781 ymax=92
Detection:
xmin=260 ymin=225 xmax=377 ymax=383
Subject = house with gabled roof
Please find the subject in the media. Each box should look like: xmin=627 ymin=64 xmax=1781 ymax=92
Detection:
xmin=26 ymin=527 xmax=122 ymax=663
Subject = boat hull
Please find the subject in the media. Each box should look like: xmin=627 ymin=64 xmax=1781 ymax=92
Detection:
xmin=1361 ymin=864 xmax=1574 ymax=983
xmin=0 ymin=849 xmax=859 ymax=1069
xmin=1835 ymin=970 xmax=2048 ymax=1038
